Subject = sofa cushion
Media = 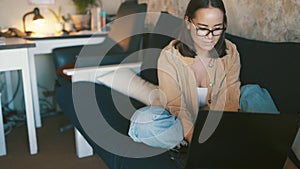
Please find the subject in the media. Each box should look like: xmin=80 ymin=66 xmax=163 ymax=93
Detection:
xmin=141 ymin=12 xmax=182 ymax=85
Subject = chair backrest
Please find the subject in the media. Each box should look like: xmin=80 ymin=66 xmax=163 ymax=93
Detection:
xmin=52 ymin=45 xmax=83 ymax=85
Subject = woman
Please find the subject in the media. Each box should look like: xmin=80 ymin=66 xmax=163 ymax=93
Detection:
xmin=129 ymin=0 xmax=241 ymax=149
xmin=157 ymin=0 xmax=241 ymax=143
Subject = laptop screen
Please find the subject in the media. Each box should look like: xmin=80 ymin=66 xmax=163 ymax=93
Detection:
xmin=185 ymin=111 xmax=300 ymax=169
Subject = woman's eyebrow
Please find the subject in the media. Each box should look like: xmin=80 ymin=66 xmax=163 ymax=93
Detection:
xmin=197 ymin=23 xmax=223 ymax=27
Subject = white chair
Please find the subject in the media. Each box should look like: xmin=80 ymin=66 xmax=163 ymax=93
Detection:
xmin=0 ymin=93 xmax=7 ymax=156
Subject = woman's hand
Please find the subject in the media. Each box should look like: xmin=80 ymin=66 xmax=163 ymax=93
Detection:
xmin=185 ymin=128 xmax=194 ymax=143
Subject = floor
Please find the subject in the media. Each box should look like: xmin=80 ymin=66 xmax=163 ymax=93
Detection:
xmin=0 ymin=113 xmax=108 ymax=169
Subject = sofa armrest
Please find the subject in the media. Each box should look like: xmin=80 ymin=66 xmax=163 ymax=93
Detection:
xmin=63 ymin=62 xmax=142 ymax=83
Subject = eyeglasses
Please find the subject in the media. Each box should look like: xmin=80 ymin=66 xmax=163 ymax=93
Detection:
xmin=191 ymin=22 xmax=225 ymax=37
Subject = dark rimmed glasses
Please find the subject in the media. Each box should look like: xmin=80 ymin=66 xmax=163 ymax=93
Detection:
xmin=191 ymin=22 xmax=225 ymax=37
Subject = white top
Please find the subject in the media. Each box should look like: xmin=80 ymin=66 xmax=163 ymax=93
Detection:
xmin=197 ymin=87 xmax=208 ymax=107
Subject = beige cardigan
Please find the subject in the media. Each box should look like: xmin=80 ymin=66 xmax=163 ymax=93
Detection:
xmin=157 ymin=39 xmax=241 ymax=136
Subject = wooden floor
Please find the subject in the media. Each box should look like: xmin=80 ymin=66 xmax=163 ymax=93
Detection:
xmin=0 ymin=113 xmax=298 ymax=169
xmin=0 ymin=113 xmax=108 ymax=169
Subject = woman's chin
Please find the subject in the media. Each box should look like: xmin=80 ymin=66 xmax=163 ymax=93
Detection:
xmin=199 ymin=42 xmax=215 ymax=50
xmin=203 ymin=45 xmax=215 ymax=51
xmin=197 ymin=43 xmax=216 ymax=53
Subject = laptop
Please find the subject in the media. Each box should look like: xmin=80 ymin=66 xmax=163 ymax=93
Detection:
xmin=184 ymin=110 xmax=300 ymax=169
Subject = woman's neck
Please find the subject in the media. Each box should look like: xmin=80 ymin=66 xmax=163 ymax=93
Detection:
xmin=195 ymin=47 xmax=210 ymax=58
xmin=196 ymin=51 xmax=210 ymax=59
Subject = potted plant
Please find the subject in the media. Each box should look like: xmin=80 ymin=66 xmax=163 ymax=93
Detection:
xmin=48 ymin=7 xmax=64 ymax=34
xmin=71 ymin=0 xmax=102 ymax=31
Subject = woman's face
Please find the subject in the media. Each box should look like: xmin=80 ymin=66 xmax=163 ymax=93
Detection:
xmin=189 ymin=7 xmax=225 ymax=53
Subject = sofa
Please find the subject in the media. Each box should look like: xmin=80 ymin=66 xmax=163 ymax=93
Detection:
xmin=55 ymin=12 xmax=300 ymax=168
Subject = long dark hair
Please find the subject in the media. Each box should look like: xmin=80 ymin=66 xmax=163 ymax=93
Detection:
xmin=174 ymin=0 xmax=228 ymax=58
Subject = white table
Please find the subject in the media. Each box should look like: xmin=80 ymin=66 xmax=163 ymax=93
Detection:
xmin=0 ymin=38 xmax=37 ymax=155
xmin=26 ymin=33 xmax=107 ymax=128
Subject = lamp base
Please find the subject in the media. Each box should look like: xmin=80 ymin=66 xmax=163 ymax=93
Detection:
xmin=25 ymin=31 xmax=33 ymax=37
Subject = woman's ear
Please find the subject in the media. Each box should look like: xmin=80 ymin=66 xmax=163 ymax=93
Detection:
xmin=185 ymin=16 xmax=191 ymax=30
xmin=223 ymin=22 xmax=227 ymax=30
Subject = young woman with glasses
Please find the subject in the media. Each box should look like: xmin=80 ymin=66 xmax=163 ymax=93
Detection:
xmin=129 ymin=0 xmax=242 ymax=151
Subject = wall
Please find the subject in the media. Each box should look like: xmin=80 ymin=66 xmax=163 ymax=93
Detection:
xmin=139 ymin=0 xmax=300 ymax=42
xmin=224 ymin=0 xmax=300 ymax=42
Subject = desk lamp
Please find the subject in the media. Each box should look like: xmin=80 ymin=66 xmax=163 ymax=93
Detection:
xmin=22 ymin=7 xmax=44 ymax=36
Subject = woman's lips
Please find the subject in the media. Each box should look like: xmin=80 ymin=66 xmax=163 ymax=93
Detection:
xmin=203 ymin=41 xmax=214 ymax=46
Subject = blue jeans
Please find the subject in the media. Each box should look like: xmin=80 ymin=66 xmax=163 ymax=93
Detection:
xmin=240 ymin=84 xmax=279 ymax=114
xmin=128 ymin=106 xmax=183 ymax=149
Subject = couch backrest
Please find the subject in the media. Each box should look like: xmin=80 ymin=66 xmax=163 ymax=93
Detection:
xmin=226 ymin=33 xmax=300 ymax=113
xmin=141 ymin=12 xmax=183 ymax=85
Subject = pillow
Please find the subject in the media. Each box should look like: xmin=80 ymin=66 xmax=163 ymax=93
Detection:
xmin=97 ymin=68 xmax=165 ymax=106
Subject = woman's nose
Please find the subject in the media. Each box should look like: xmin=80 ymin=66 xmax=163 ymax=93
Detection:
xmin=206 ymin=32 xmax=213 ymax=39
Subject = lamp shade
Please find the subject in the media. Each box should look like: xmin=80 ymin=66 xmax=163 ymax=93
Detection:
xmin=32 ymin=8 xmax=44 ymax=20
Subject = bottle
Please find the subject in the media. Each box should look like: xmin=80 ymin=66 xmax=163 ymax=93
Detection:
xmin=91 ymin=7 xmax=101 ymax=32
xmin=100 ymin=11 xmax=106 ymax=32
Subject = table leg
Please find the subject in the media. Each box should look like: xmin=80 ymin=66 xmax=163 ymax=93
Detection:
xmin=0 ymin=93 xmax=7 ymax=156
xmin=28 ymin=50 xmax=41 ymax=128
xmin=4 ymin=72 xmax=15 ymax=110
xmin=75 ymin=128 xmax=93 ymax=158
xmin=22 ymin=55 xmax=38 ymax=155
